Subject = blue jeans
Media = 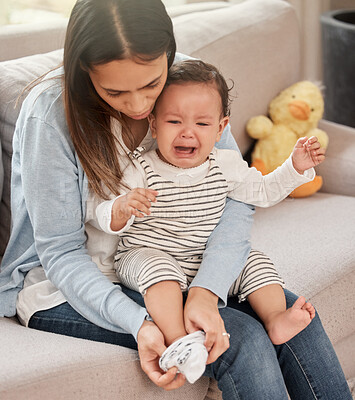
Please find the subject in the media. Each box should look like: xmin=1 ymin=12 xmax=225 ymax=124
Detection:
xmin=28 ymin=288 xmax=351 ymax=400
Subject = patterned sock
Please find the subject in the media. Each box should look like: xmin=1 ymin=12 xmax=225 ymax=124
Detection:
xmin=159 ymin=331 xmax=208 ymax=384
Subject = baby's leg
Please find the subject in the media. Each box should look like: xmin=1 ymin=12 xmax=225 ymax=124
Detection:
xmin=229 ymin=250 xmax=315 ymax=344
xmin=248 ymin=285 xmax=315 ymax=345
xmin=115 ymin=247 xmax=188 ymax=344
xmin=145 ymin=281 xmax=187 ymax=345
xmin=115 ymin=248 xmax=208 ymax=383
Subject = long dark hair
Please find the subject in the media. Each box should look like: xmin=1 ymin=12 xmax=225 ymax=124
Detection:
xmin=64 ymin=0 xmax=176 ymax=199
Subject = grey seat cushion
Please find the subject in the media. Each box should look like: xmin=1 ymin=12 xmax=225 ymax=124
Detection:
xmin=0 ymin=317 xmax=211 ymax=400
xmin=0 ymin=139 xmax=3 ymax=203
xmin=251 ymin=192 xmax=355 ymax=344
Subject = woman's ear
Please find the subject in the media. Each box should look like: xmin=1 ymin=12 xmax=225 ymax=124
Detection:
xmin=148 ymin=113 xmax=157 ymax=138
xmin=216 ymin=116 xmax=229 ymax=142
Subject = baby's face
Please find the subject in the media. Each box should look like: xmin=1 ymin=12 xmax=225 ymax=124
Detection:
xmin=149 ymin=82 xmax=229 ymax=168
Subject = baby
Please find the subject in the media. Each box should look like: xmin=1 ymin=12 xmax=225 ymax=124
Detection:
xmin=95 ymin=60 xmax=324 ymax=383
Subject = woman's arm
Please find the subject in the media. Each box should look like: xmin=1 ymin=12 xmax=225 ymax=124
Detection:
xmin=24 ymin=118 xmax=184 ymax=388
xmin=19 ymin=116 xmax=148 ymax=340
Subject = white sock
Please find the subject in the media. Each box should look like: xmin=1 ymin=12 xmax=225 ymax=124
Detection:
xmin=159 ymin=331 xmax=208 ymax=384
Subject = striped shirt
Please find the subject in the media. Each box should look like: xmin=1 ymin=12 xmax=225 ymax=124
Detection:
xmin=115 ymin=149 xmax=228 ymax=281
xmin=96 ymin=147 xmax=314 ymax=281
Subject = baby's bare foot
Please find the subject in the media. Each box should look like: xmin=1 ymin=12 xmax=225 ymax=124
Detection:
xmin=266 ymin=296 xmax=315 ymax=345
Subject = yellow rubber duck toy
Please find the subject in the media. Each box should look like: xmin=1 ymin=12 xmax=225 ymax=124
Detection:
xmin=247 ymin=81 xmax=329 ymax=197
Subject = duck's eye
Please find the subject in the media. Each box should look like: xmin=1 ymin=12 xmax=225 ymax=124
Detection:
xmin=292 ymin=95 xmax=296 ymax=99
xmin=311 ymin=108 xmax=315 ymax=112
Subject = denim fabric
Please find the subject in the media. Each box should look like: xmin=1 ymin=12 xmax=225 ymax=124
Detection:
xmin=29 ymin=287 xmax=351 ymax=400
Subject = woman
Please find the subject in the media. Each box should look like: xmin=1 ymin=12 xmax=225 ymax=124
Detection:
xmin=0 ymin=0 xmax=351 ymax=398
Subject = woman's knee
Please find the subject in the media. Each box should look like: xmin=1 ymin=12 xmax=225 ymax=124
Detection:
xmin=210 ymin=308 xmax=288 ymax=398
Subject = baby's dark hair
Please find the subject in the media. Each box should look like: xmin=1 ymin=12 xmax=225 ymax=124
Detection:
xmin=165 ymin=59 xmax=232 ymax=117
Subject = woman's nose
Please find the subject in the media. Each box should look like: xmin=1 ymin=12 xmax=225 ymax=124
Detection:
xmin=126 ymin=93 xmax=148 ymax=114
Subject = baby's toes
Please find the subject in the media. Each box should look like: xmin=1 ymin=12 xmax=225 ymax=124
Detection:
xmin=309 ymin=305 xmax=316 ymax=319
xmin=303 ymin=302 xmax=316 ymax=319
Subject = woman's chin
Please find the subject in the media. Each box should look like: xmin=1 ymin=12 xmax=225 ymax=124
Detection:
xmin=127 ymin=108 xmax=153 ymax=121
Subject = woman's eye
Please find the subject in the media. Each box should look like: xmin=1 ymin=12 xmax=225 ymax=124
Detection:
xmin=148 ymin=82 xmax=160 ymax=89
xmin=106 ymin=92 xmax=122 ymax=98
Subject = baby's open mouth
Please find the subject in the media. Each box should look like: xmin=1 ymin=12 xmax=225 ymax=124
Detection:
xmin=174 ymin=146 xmax=196 ymax=154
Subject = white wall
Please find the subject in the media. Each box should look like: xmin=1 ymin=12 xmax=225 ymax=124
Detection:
xmin=286 ymin=0 xmax=355 ymax=82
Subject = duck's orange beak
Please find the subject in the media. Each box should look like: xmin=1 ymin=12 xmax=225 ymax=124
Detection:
xmin=288 ymin=100 xmax=311 ymax=120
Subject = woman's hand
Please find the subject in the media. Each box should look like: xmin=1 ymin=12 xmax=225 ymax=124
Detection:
xmin=184 ymin=287 xmax=230 ymax=364
xmin=137 ymin=319 xmax=186 ymax=390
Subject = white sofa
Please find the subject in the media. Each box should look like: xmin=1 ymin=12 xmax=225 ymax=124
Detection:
xmin=0 ymin=1 xmax=354 ymax=399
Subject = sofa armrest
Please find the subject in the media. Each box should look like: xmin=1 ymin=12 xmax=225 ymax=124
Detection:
xmin=316 ymin=119 xmax=355 ymax=197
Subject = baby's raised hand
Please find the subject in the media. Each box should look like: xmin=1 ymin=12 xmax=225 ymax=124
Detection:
xmin=111 ymin=188 xmax=158 ymax=231
xmin=291 ymin=136 xmax=326 ymax=175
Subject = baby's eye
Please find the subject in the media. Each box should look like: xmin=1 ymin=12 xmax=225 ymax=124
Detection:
xmin=197 ymin=122 xmax=209 ymax=126
xmin=167 ymin=120 xmax=180 ymax=124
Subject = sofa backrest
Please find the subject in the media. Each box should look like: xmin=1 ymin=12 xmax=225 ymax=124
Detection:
xmin=174 ymin=0 xmax=301 ymax=153
xmin=0 ymin=0 xmax=300 ymax=259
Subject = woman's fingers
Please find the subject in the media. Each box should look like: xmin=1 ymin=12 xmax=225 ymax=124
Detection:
xmin=137 ymin=320 xmax=185 ymax=391
xmin=143 ymin=363 xmax=185 ymax=391
xmin=205 ymin=324 xmax=230 ymax=364
xmin=153 ymin=367 xmax=186 ymax=391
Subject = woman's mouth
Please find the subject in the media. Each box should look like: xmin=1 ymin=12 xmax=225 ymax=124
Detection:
xmin=129 ymin=108 xmax=153 ymax=120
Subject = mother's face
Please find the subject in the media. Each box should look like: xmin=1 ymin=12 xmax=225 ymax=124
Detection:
xmin=89 ymin=54 xmax=168 ymax=120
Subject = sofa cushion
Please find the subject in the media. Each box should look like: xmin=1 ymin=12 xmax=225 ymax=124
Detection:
xmin=0 ymin=317 xmax=210 ymax=400
xmin=168 ymin=1 xmax=231 ymax=18
xmin=0 ymin=49 xmax=63 ymax=257
xmin=0 ymin=20 xmax=67 ymax=62
xmin=0 ymin=139 xmax=3 ymax=203
xmin=251 ymin=192 xmax=355 ymax=345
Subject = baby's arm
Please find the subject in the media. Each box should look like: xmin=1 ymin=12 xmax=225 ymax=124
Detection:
xmin=110 ymin=188 xmax=158 ymax=231
xmin=218 ymin=147 xmax=319 ymax=208
xmin=95 ymin=188 xmax=157 ymax=234
xmin=292 ymin=136 xmax=326 ymax=175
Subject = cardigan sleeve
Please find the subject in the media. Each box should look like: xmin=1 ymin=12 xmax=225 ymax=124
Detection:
xmin=18 ymin=116 xmax=148 ymax=339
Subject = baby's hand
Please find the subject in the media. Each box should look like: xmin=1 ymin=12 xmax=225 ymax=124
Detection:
xmin=291 ymin=136 xmax=326 ymax=175
xmin=111 ymin=188 xmax=158 ymax=231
